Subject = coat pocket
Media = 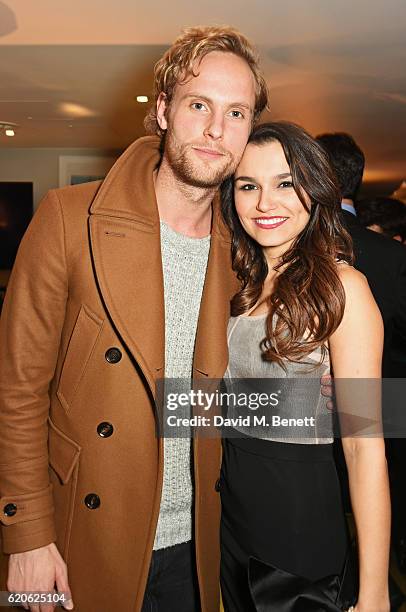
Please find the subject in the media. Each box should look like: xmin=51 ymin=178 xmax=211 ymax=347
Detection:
xmin=57 ymin=304 xmax=103 ymax=413
xmin=48 ymin=418 xmax=81 ymax=560
xmin=48 ymin=418 xmax=81 ymax=484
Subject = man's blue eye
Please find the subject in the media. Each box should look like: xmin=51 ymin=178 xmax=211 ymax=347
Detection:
xmin=192 ymin=102 xmax=205 ymax=110
xmin=231 ymin=110 xmax=243 ymax=118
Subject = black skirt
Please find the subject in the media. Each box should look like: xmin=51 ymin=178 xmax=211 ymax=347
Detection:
xmin=220 ymin=431 xmax=349 ymax=612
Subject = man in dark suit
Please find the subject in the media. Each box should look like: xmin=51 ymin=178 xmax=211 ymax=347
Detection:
xmin=317 ymin=133 xmax=406 ymax=584
xmin=316 ymin=133 xmax=406 ymax=378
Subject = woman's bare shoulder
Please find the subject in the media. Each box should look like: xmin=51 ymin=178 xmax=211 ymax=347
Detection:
xmin=335 ymin=260 xmax=369 ymax=292
xmin=334 ymin=261 xmax=382 ymax=334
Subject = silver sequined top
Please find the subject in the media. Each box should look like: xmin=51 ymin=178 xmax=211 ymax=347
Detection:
xmin=225 ymin=313 xmax=333 ymax=444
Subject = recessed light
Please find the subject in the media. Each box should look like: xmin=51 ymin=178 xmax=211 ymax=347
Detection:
xmin=60 ymin=102 xmax=98 ymax=117
xmin=136 ymin=96 xmax=149 ymax=103
xmin=0 ymin=120 xmax=18 ymax=135
xmin=27 ymin=116 xmax=33 ymax=120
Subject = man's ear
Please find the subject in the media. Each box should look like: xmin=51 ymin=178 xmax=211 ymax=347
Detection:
xmin=156 ymin=93 xmax=168 ymax=131
xmin=367 ymin=223 xmax=383 ymax=234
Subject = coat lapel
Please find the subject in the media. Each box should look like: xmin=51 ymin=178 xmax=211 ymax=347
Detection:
xmin=89 ymin=136 xmax=240 ymax=393
xmin=193 ymin=195 xmax=239 ymax=380
xmin=192 ymin=199 xmax=239 ymax=580
xmin=89 ymin=137 xmax=165 ymax=392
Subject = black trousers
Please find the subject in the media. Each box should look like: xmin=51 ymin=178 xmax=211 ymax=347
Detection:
xmin=141 ymin=541 xmax=201 ymax=612
xmin=220 ymin=434 xmax=349 ymax=612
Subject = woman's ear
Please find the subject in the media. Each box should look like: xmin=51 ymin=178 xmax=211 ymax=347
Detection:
xmin=156 ymin=93 xmax=168 ymax=131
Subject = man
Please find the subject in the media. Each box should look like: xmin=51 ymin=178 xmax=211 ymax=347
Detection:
xmin=356 ymin=196 xmax=406 ymax=244
xmin=316 ymin=133 xmax=406 ymax=378
xmin=317 ymin=133 xmax=406 ymax=585
xmin=0 ymin=26 xmax=268 ymax=611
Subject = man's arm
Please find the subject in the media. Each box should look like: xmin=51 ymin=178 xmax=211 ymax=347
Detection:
xmin=0 ymin=192 xmax=73 ymax=612
xmin=0 ymin=191 xmax=75 ymax=610
xmin=0 ymin=190 xmax=68 ymax=553
xmin=395 ymin=250 xmax=406 ymax=343
xmin=7 ymin=543 xmax=73 ymax=611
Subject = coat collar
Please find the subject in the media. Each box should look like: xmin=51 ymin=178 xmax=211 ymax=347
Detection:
xmin=90 ymin=135 xmax=231 ymax=242
xmin=90 ymin=136 xmax=161 ymax=226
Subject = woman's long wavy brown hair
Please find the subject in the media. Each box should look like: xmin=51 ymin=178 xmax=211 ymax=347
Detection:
xmin=221 ymin=121 xmax=354 ymax=366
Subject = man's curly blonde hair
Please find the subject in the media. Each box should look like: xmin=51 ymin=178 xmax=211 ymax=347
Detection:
xmin=144 ymin=25 xmax=269 ymax=136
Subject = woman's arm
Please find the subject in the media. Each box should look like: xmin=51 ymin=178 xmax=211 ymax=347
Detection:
xmin=329 ymin=265 xmax=390 ymax=612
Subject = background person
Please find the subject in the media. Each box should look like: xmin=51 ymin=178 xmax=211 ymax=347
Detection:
xmin=315 ymin=132 xmax=406 ymax=379
xmin=356 ymin=196 xmax=406 ymax=244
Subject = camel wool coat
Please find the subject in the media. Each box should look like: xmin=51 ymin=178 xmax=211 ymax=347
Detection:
xmin=0 ymin=136 xmax=239 ymax=611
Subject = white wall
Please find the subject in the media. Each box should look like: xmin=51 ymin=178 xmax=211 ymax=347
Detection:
xmin=0 ymin=147 xmax=121 ymax=210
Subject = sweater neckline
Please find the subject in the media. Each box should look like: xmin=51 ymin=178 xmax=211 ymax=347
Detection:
xmin=160 ymin=220 xmax=211 ymax=251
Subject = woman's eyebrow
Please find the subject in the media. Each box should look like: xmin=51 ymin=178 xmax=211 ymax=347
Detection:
xmin=234 ymin=172 xmax=292 ymax=182
xmin=234 ymin=175 xmax=256 ymax=182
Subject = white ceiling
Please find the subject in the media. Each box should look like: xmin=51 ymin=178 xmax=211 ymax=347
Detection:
xmin=0 ymin=0 xmax=405 ymax=185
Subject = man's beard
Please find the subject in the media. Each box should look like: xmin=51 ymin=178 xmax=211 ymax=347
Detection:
xmin=164 ymin=126 xmax=238 ymax=189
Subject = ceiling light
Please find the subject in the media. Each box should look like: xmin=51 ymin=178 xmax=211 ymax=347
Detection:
xmin=0 ymin=121 xmax=18 ymax=136
xmin=60 ymin=102 xmax=97 ymax=117
xmin=136 ymin=96 xmax=149 ymax=103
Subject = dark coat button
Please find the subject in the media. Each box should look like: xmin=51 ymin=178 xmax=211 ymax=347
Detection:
xmin=105 ymin=347 xmax=122 ymax=364
xmin=84 ymin=493 xmax=100 ymax=509
xmin=3 ymin=503 xmax=17 ymax=517
xmin=215 ymin=478 xmax=221 ymax=492
xmin=97 ymin=422 xmax=114 ymax=438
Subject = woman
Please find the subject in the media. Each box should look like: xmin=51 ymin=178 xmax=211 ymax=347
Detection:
xmin=220 ymin=122 xmax=390 ymax=612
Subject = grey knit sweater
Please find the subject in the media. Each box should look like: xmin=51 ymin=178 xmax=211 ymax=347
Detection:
xmin=153 ymin=221 xmax=210 ymax=550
